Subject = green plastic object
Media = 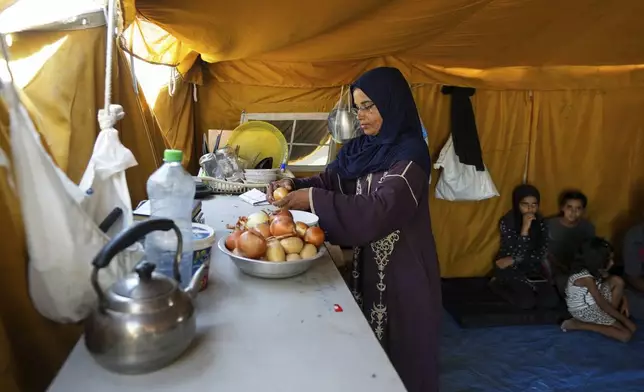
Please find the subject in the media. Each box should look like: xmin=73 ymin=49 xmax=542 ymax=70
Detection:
xmin=163 ymin=149 xmax=183 ymax=162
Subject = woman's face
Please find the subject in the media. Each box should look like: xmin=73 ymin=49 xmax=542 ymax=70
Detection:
xmin=353 ymin=88 xmax=383 ymax=136
xmin=519 ymin=196 xmax=539 ymax=215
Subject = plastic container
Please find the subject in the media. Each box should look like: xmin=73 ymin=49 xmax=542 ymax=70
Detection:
xmin=191 ymin=223 xmax=216 ymax=291
xmin=144 ymin=149 xmax=196 ymax=288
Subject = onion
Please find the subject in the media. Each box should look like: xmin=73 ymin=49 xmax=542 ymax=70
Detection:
xmin=304 ymin=227 xmax=325 ymax=247
xmin=295 ymin=222 xmax=309 ymax=237
xmin=273 ymin=187 xmax=289 ymax=201
xmin=226 ymin=229 xmax=243 ymax=251
xmin=266 ymin=240 xmax=286 ymax=262
xmin=237 ymin=230 xmax=267 ymax=259
xmin=270 ymin=216 xmax=296 ymax=237
xmin=233 ymin=248 xmax=245 ymax=257
xmin=280 ymin=236 xmax=304 ymax=254
xmin=254 ymin=222 xmax=271 ymax=238
xmin=271 ymin=209 xmax=293 ymax=221
xmin=300 ymin=243 xmax=318 ymax=259
xmin=246 ymin=211 xmax=269 ymax=229
xmin=286 ymin=253 xmax=302 ymax=261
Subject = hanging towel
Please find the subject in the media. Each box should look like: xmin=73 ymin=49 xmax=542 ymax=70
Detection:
xmin=441 ymin=86 xmax=484 ymax=171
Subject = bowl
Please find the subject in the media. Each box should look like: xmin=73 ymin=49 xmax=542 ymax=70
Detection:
xmin=289 ymin=210 xmax=319 ymax=227
xmin=244 ymin=169 xmax=279 ymax=184
xmin=217 ymin=237 xmax=326 ymax=279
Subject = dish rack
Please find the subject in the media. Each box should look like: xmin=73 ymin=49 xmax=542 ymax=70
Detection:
xmin=197 ymin=168 xmax=294 ymax=195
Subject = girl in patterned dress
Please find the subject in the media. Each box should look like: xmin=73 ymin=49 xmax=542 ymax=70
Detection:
xmin=561 ymin=237 xmax=637 ymax=342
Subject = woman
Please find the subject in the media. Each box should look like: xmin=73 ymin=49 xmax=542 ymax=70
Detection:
xmin=268 ymin=67 xmax=441 ymax=392
xmin=491 ymin=184 xmax=559 ymax=309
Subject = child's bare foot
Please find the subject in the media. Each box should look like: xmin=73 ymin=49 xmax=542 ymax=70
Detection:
xmin=560 ymin=318 xmax=578 ymax=332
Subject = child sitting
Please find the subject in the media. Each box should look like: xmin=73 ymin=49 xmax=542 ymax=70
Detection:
xmin=547 ymin=190 xmax=595 ymax=295
xmin=561 ymin=237 xmax=637 ymax=342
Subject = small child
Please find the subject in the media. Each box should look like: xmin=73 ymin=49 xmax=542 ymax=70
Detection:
xmin=561 ymin=237 xmax=637 ymax=342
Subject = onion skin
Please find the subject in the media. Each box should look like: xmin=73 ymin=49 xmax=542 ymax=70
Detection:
xmin=304 ymin=227 xmax=325 ymax=247
xmin=295 ymin=221 xmax=309 ymax=237
xmin=271 ymin=209 xmax=293 ymax=221
xmin=270 ymin=216 xmax=296 ymax=237
xmin=273 ymin=187 xmax=289 ymax=201
xmin=226 ymin=229 xmax=243 ymax=251
xmin=237 ymin=230 xmax=267 ymax=259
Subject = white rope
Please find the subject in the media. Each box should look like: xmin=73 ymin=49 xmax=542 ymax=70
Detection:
xmin=103 ymin=0 xmax=117 ymax=112
xmin=192 ymin=83 xmax=198 ymax=102
xmin=168 ymin=68 xmax=177 ymax=97
xmin=99 ymin=0 xmax=125 ymax=131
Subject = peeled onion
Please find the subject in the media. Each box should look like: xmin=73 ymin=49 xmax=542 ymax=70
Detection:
xmin=237 ymin=230 xmax=267 ymax=259
xmin=280 ymin=236 xmax=304 ymax=254
xmin=304 ymin=226 xmax=325 ymax=247
xmin=295 ymin=221 xmax=309 ymax=237
xmin=286 ymin=253 xmax=302 ymax=261
xmin=254 ymin=222 xmax=271 ymax=239
xmin=300 ymin=243 xmax=318 ymax=259
xmin=226 ymin=229 xmax=243 ymax=251
xmin=246 ymin=211 xmax=269 ymax=229
xmin=270 ymin=216 xmax=296 ymax=237
xmin=273 ymin=187 xmax=289 ymax=201
xmin=266 ymin=240 xmax=287 ymax=262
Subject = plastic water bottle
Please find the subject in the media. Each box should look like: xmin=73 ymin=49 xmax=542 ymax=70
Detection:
xmin=144 ymin=149 xmax=195 ymax=288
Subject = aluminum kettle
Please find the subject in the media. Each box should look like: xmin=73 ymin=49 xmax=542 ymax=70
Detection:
xmin=84 ymin=218 xmax=208 ymax=374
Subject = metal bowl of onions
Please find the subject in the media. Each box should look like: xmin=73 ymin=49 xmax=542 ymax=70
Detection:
xmin=217 ymin=236 xmax=326 ymax=279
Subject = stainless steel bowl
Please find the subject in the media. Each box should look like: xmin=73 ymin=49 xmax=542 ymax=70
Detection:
xmin=217 ymin=237 xmax=326 ymax=279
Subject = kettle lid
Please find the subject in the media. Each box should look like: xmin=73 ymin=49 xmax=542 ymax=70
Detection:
xmin=111 ymin=261 xmax=177 ymax=300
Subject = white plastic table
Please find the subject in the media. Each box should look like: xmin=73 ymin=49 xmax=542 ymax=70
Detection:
xmin=48 ymin=195 xmax=407 ymax=392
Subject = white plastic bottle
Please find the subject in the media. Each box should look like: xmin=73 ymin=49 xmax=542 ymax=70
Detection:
xmin=144 ymin=149 xmax=195 ymax=287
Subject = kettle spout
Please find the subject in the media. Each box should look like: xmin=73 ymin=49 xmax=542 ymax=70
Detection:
xmin=185 ymin=263 xmax=208 ymax=299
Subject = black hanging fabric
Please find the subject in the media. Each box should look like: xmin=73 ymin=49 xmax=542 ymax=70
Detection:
xmin=441 ymin=86 xmax=485 ymax=171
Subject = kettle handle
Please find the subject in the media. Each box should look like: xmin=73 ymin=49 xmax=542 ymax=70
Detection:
xmin=90 ymin=218 xmax=183 ymax=306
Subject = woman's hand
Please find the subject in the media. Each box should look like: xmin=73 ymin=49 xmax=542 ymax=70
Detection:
xmin=273 ymin=188 xmax=310 ymax=211
xmin=521 ymin=213 xmax=535 ymax=236
xmin=267 ymin=179 xmax=294 ymax=203
xmin=495 ymin=257 xmax=514 ymax=269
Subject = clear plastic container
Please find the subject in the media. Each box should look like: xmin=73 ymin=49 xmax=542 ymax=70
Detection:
xmin=144 ymin=149 xmax=196 ymax=288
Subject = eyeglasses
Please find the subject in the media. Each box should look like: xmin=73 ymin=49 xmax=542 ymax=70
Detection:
xmin=356 ymin=102 xmax=375 ymax=113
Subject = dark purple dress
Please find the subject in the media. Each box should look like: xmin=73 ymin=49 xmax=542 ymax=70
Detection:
xmin=294 ymin=160 xmax=441 ymax=392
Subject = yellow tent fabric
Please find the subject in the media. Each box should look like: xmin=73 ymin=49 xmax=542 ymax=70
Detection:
xmin=125 ymin=0 xmax=644 ymax=66
xmin=120 ymin=0 xmax=644 ymax=278
xmin=0 ymin=26 xmax=167 ymax=391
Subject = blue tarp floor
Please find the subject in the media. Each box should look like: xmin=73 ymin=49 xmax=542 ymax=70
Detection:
xmin=440 ymin=312 xmax=644 ymax=392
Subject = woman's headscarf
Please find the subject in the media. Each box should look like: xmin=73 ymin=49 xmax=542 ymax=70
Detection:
xmin=501 ymin=184 xmax=544 ymax=248
xmin=327 ymin=67 xmax=431 ymax=180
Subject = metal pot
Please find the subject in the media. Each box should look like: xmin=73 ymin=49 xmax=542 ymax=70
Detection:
xmin=84 ymin=218 xmax=208 ymax=374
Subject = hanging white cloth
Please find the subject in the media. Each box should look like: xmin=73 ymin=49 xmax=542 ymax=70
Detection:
xmin=434 ymin=135 xmax=499 ymax=201
xmin=1 ymin=81 xmax=143 ymax=323
xmin=78 ymin=104 xmax=138 ymax=237
xmin=0 ymin=0 xmax=143 ymax=322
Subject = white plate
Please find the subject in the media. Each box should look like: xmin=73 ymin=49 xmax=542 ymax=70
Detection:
xmin=290 ymin=210 xmax=319 ymax=226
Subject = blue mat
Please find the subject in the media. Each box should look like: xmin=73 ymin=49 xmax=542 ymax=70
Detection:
xmin=440 ymin=312 xmax=644 ymax=392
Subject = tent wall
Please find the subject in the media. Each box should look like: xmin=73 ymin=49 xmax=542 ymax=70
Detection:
xmin=176 ymin=60 xmax=644 ymax=277
xmin=0 ymin=27 xmax=166 ymax=391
